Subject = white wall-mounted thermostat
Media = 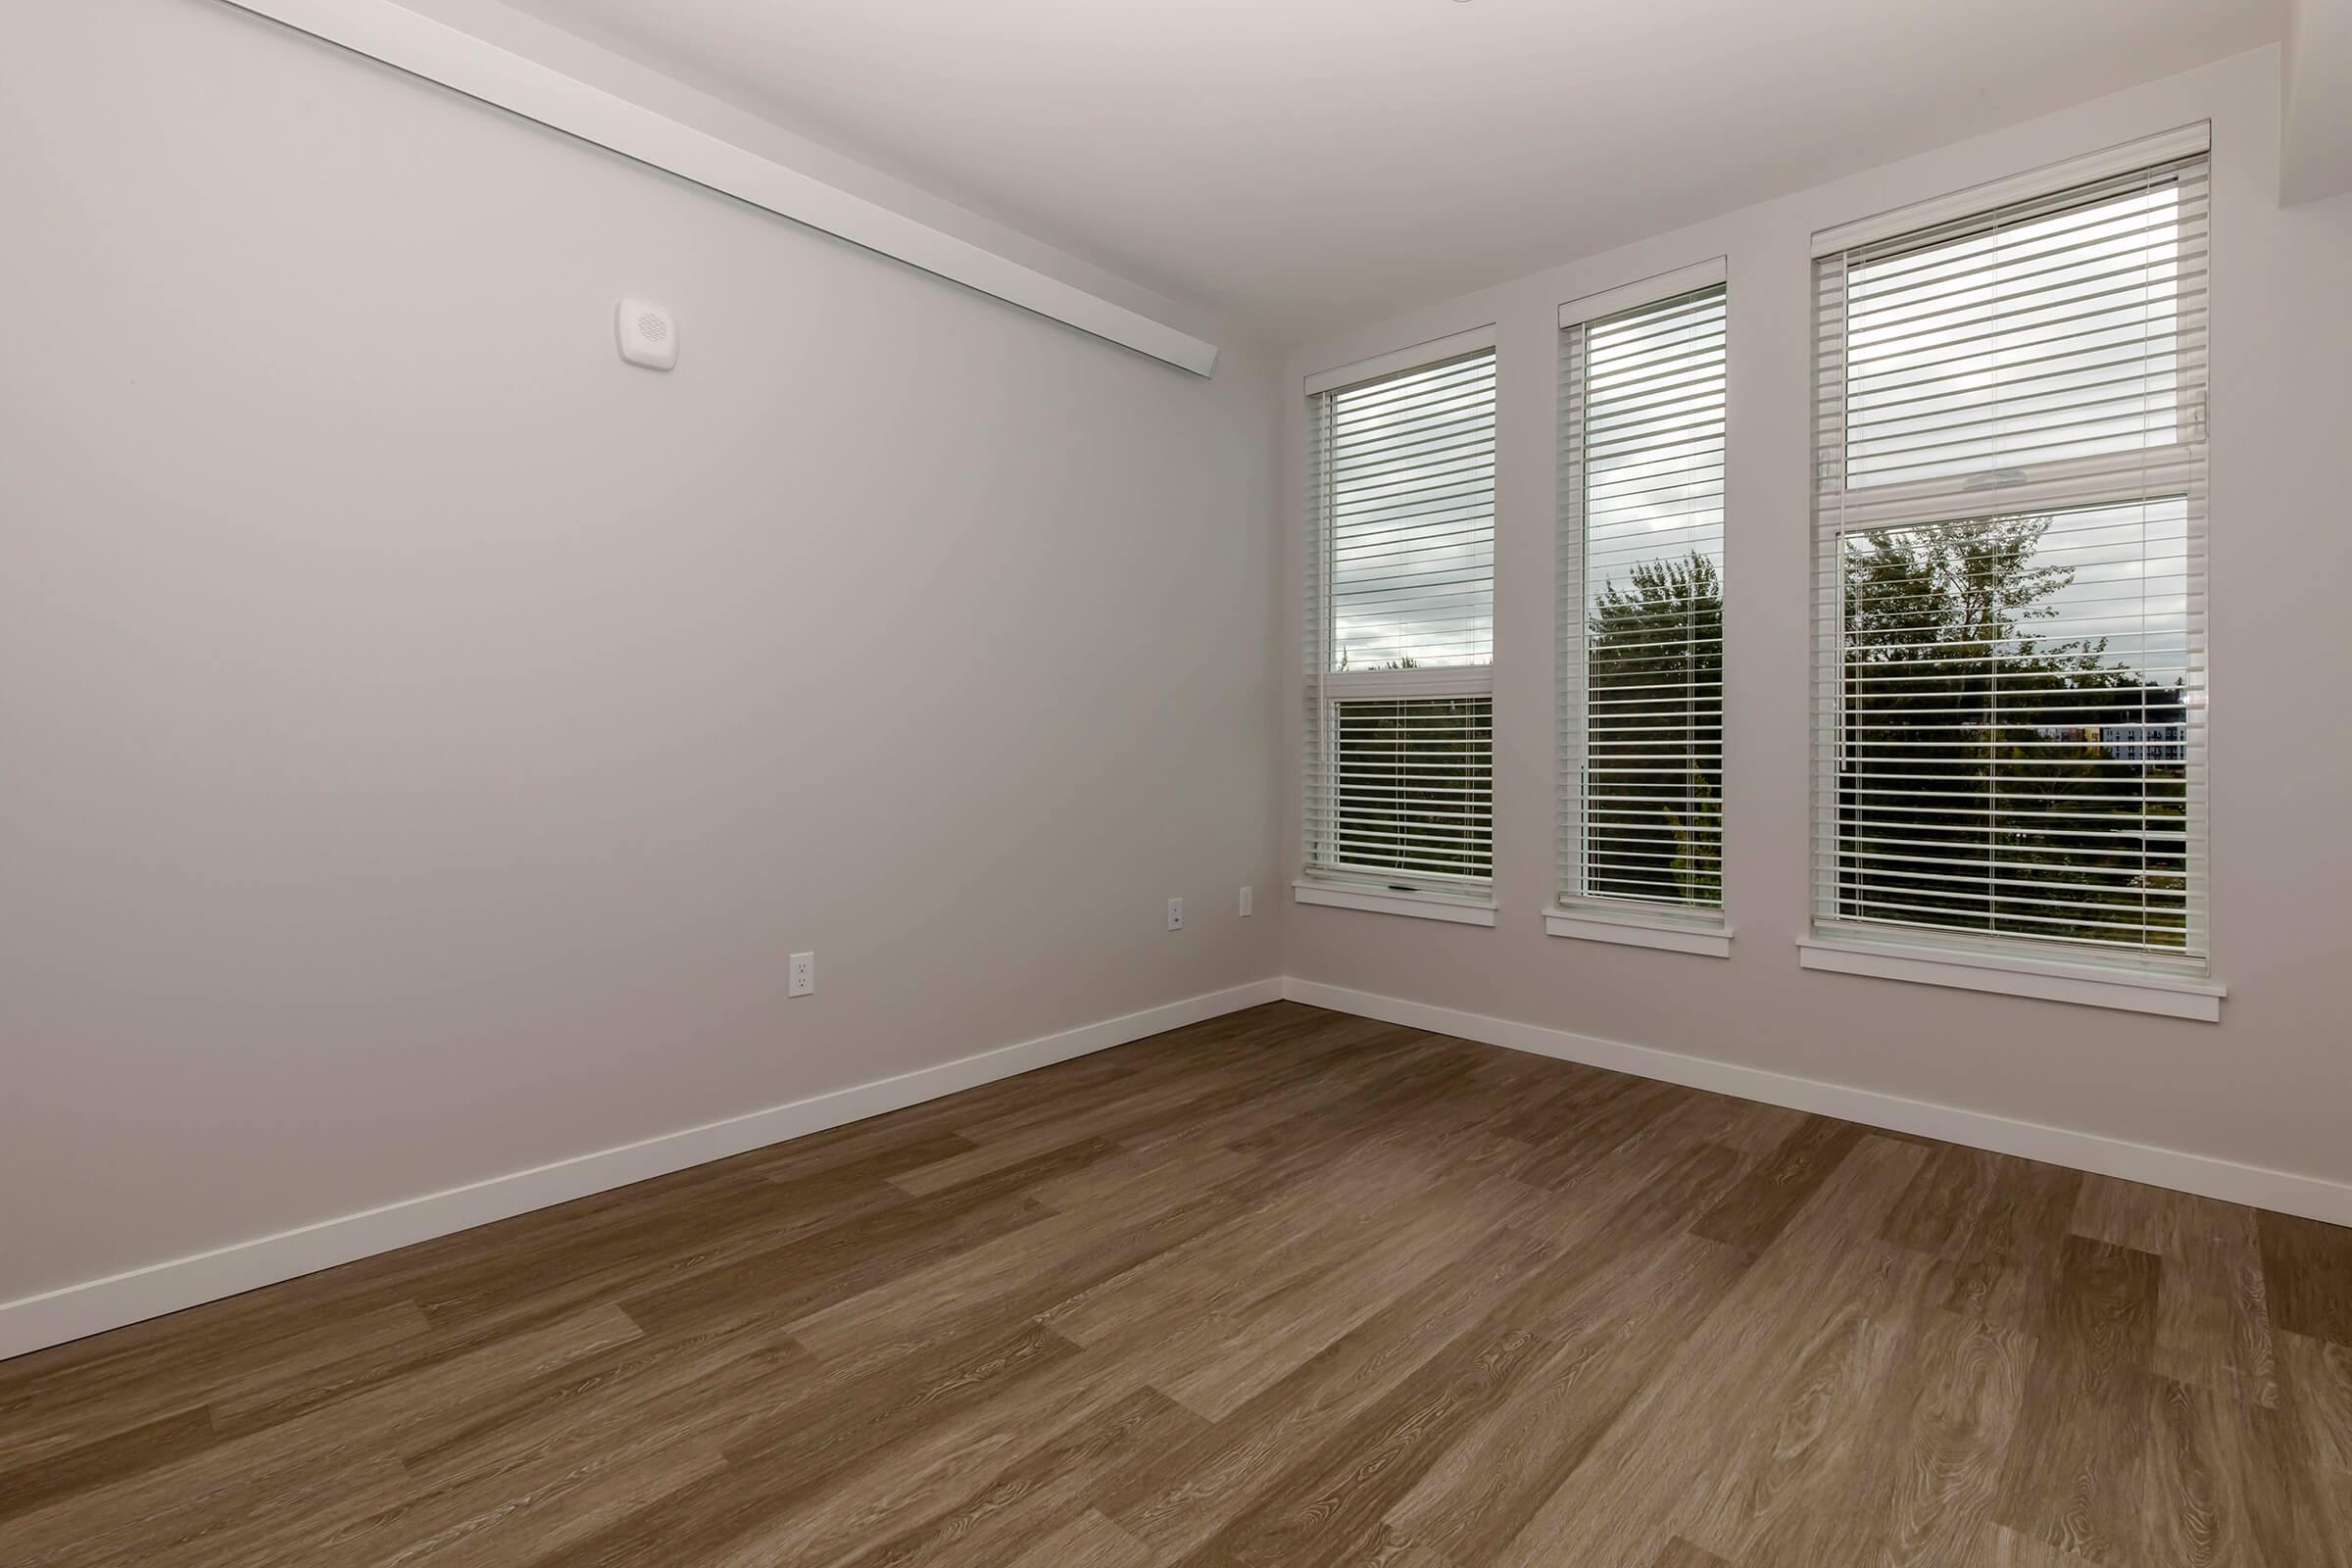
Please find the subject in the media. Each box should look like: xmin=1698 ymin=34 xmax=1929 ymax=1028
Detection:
xmin=615 ymin=298 xmax=677 ymax=370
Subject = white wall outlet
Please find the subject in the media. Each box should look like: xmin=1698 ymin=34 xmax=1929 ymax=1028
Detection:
xmin=1239 ymin=886 xmax=1253 ymax=917
xmin=788 ymin=951 xmax=815 ymax=997
xmin=1166 ymin=898 xmax=1184 ymax=932
xmin=616 ymin=298 xmax=677 ymax=369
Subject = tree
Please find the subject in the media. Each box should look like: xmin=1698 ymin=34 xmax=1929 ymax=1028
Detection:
xmin=1583 ymin=552 xmax=1724 ymax=905
xmin=1838 ymin=514 xmax=2187 ymax=949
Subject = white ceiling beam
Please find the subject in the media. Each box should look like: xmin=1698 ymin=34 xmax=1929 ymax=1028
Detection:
xmin=213 ymin=0 xmax=1222 ymax=375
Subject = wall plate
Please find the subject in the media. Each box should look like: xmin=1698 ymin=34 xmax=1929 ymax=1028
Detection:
xmin=616 ymin=298 xmax=676 ymax=370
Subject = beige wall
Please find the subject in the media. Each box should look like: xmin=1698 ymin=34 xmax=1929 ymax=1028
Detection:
xmin=1284 ymin=46 xmax=2352 ymax=1193
xmin=0 ymin=0 xmax=1285 ymax=1303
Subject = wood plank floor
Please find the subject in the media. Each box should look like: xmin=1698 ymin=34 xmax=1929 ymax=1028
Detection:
xmin=4 ymin=1002 xmax=2347 ymax=1567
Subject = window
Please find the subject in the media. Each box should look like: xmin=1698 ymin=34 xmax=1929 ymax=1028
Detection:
xmin=1811 ymin=145 xmax=2209 ymax=974
xmin=1301 ymin=332 xmax=1496 ymax=911
xmin=1558 ymin=269 xmax=1728 ymax=936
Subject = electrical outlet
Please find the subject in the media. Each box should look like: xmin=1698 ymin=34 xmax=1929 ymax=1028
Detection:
xmin=1239 ymin=886 xmax=1253 ymax=917
xmin=1166 ymin=898 xmax=1184 ymax=932
xmin=788 ymin=952 xmax=815 ymax=997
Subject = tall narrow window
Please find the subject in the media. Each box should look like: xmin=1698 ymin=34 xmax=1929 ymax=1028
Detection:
xmin=1302 ymin=335 xmax=1496 ymax=908
xmin=1558 ymin=272 xmax=1728 ymax=929
xmin=1812 ymin=148 xmax=2209 ymax=970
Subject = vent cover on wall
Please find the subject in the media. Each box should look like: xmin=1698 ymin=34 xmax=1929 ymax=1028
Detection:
xmin=615 ymin=298 xmax=677 ymax=370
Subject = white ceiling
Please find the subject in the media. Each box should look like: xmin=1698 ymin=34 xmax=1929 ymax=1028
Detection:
xmin=497 ymin=0 xmax=2282 ymax=343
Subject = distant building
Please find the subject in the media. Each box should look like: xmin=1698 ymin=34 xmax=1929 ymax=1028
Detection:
xmin=2037 ymin=722 xmax=2186 ymax=762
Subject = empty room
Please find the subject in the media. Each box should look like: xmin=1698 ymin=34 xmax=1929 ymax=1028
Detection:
xmin=6 ymin=0 xmax=2351 ymax=1563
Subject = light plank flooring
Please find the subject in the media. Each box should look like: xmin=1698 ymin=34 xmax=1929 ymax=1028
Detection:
xmin=3 ymin=1002 xmax=2347 ymax=1566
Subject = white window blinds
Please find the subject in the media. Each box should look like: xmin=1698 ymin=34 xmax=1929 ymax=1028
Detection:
xmin=1812 ymin=148 xmax=2209 ymax=967
xmin=1304 ymin=342 xmax=1496 ymax=892
xmin=1560 ymin=280 xmax=1727 ymax=914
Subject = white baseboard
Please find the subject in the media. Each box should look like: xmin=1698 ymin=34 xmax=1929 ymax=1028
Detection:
xmin=0 ymin=978 xmax=1284 ymax=1363
xmin=1284 ymin=977 xmax=2352 ymax=1229
xmin=13 ymin=970 xmax=2343 ymax=1364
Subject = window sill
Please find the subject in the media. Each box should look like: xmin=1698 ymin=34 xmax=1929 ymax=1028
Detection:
xmin=1293 ymin=881 xmax=1497 ymax=927
xmin=1796 ymin=935 xmax=2224 ymax=1022
xmin=1544 ymin=906 xmax=1732 ymax=957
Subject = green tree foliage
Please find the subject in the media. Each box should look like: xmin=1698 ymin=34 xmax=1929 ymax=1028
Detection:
xmin=1584 ymin=554 xmax=1723 ymax=905
xmin=1837 ymin=514 xmax=2187 ymax=949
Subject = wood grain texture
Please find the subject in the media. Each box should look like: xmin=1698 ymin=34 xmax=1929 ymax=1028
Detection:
xmin=1995 ymin=1236 xmax=2162 ymax=1561
xmin=1651 ymin=1542 xmax=1735 ymax=1568
xmin=2257 ymin=1209 xmax=2352 ymax=1346
xmin=2 ymin=1001 xmax=2345 ymax=1567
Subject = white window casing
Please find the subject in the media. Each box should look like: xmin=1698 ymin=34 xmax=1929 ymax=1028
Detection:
xmin=1301 ymin=331 xmax=1498 ymax=908
xmin=1557 ymin=266 xmax=1731 ymax=944
xmin=1810 ymin=127 xmax=2212 ymax=988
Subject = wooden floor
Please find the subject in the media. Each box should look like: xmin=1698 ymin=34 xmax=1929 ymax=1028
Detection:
xmin=4 ymin=1004 xmax=2348 ymax=1567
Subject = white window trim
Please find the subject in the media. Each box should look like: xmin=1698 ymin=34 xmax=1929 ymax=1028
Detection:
xmin=1825 ymin=447 xmax=2204 ymax=533
xmin=1320 ymin=664 xmax=1494 ymax=704
xmin=1300 ymin=328 xmax=1499 ymax=908
xmin=1555 ymin=265 xmax=1730 ymax=930
xmin=1810 ymin=122 xmax=2210 ymax=257
xmin=1544 ymin=904 xmax=1733 ymax=957
xmin=1809 ymin=147 xmax=2212 ymax=983
xmin=1557 ymin=256 xmax=1726 ymax=330
xmin=1294 ymin=881 xmax=1498 ymax=927
xmin=1797 ymin=934 xmax=2224 ymax=1021
xmin=1303 ymin=323 xmax=1497 ymax=397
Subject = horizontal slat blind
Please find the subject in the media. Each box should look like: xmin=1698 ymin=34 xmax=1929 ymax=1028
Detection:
xmin=1325 ymin=697 xmax=1494 ymax=881
xmin=1323 ymin=350 xmax=1496 ymax=669
xmin=1560 ymin=285 xmax=1727 ymax=912
xmin=1813 ymin=156 xmax=2209 ymax=966
xmin=1306 ymin=348 xmax=1497 ymax=890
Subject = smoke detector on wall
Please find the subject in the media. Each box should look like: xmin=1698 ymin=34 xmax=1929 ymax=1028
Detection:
xmin=615 ymin=298 xmax=677 ymax=370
